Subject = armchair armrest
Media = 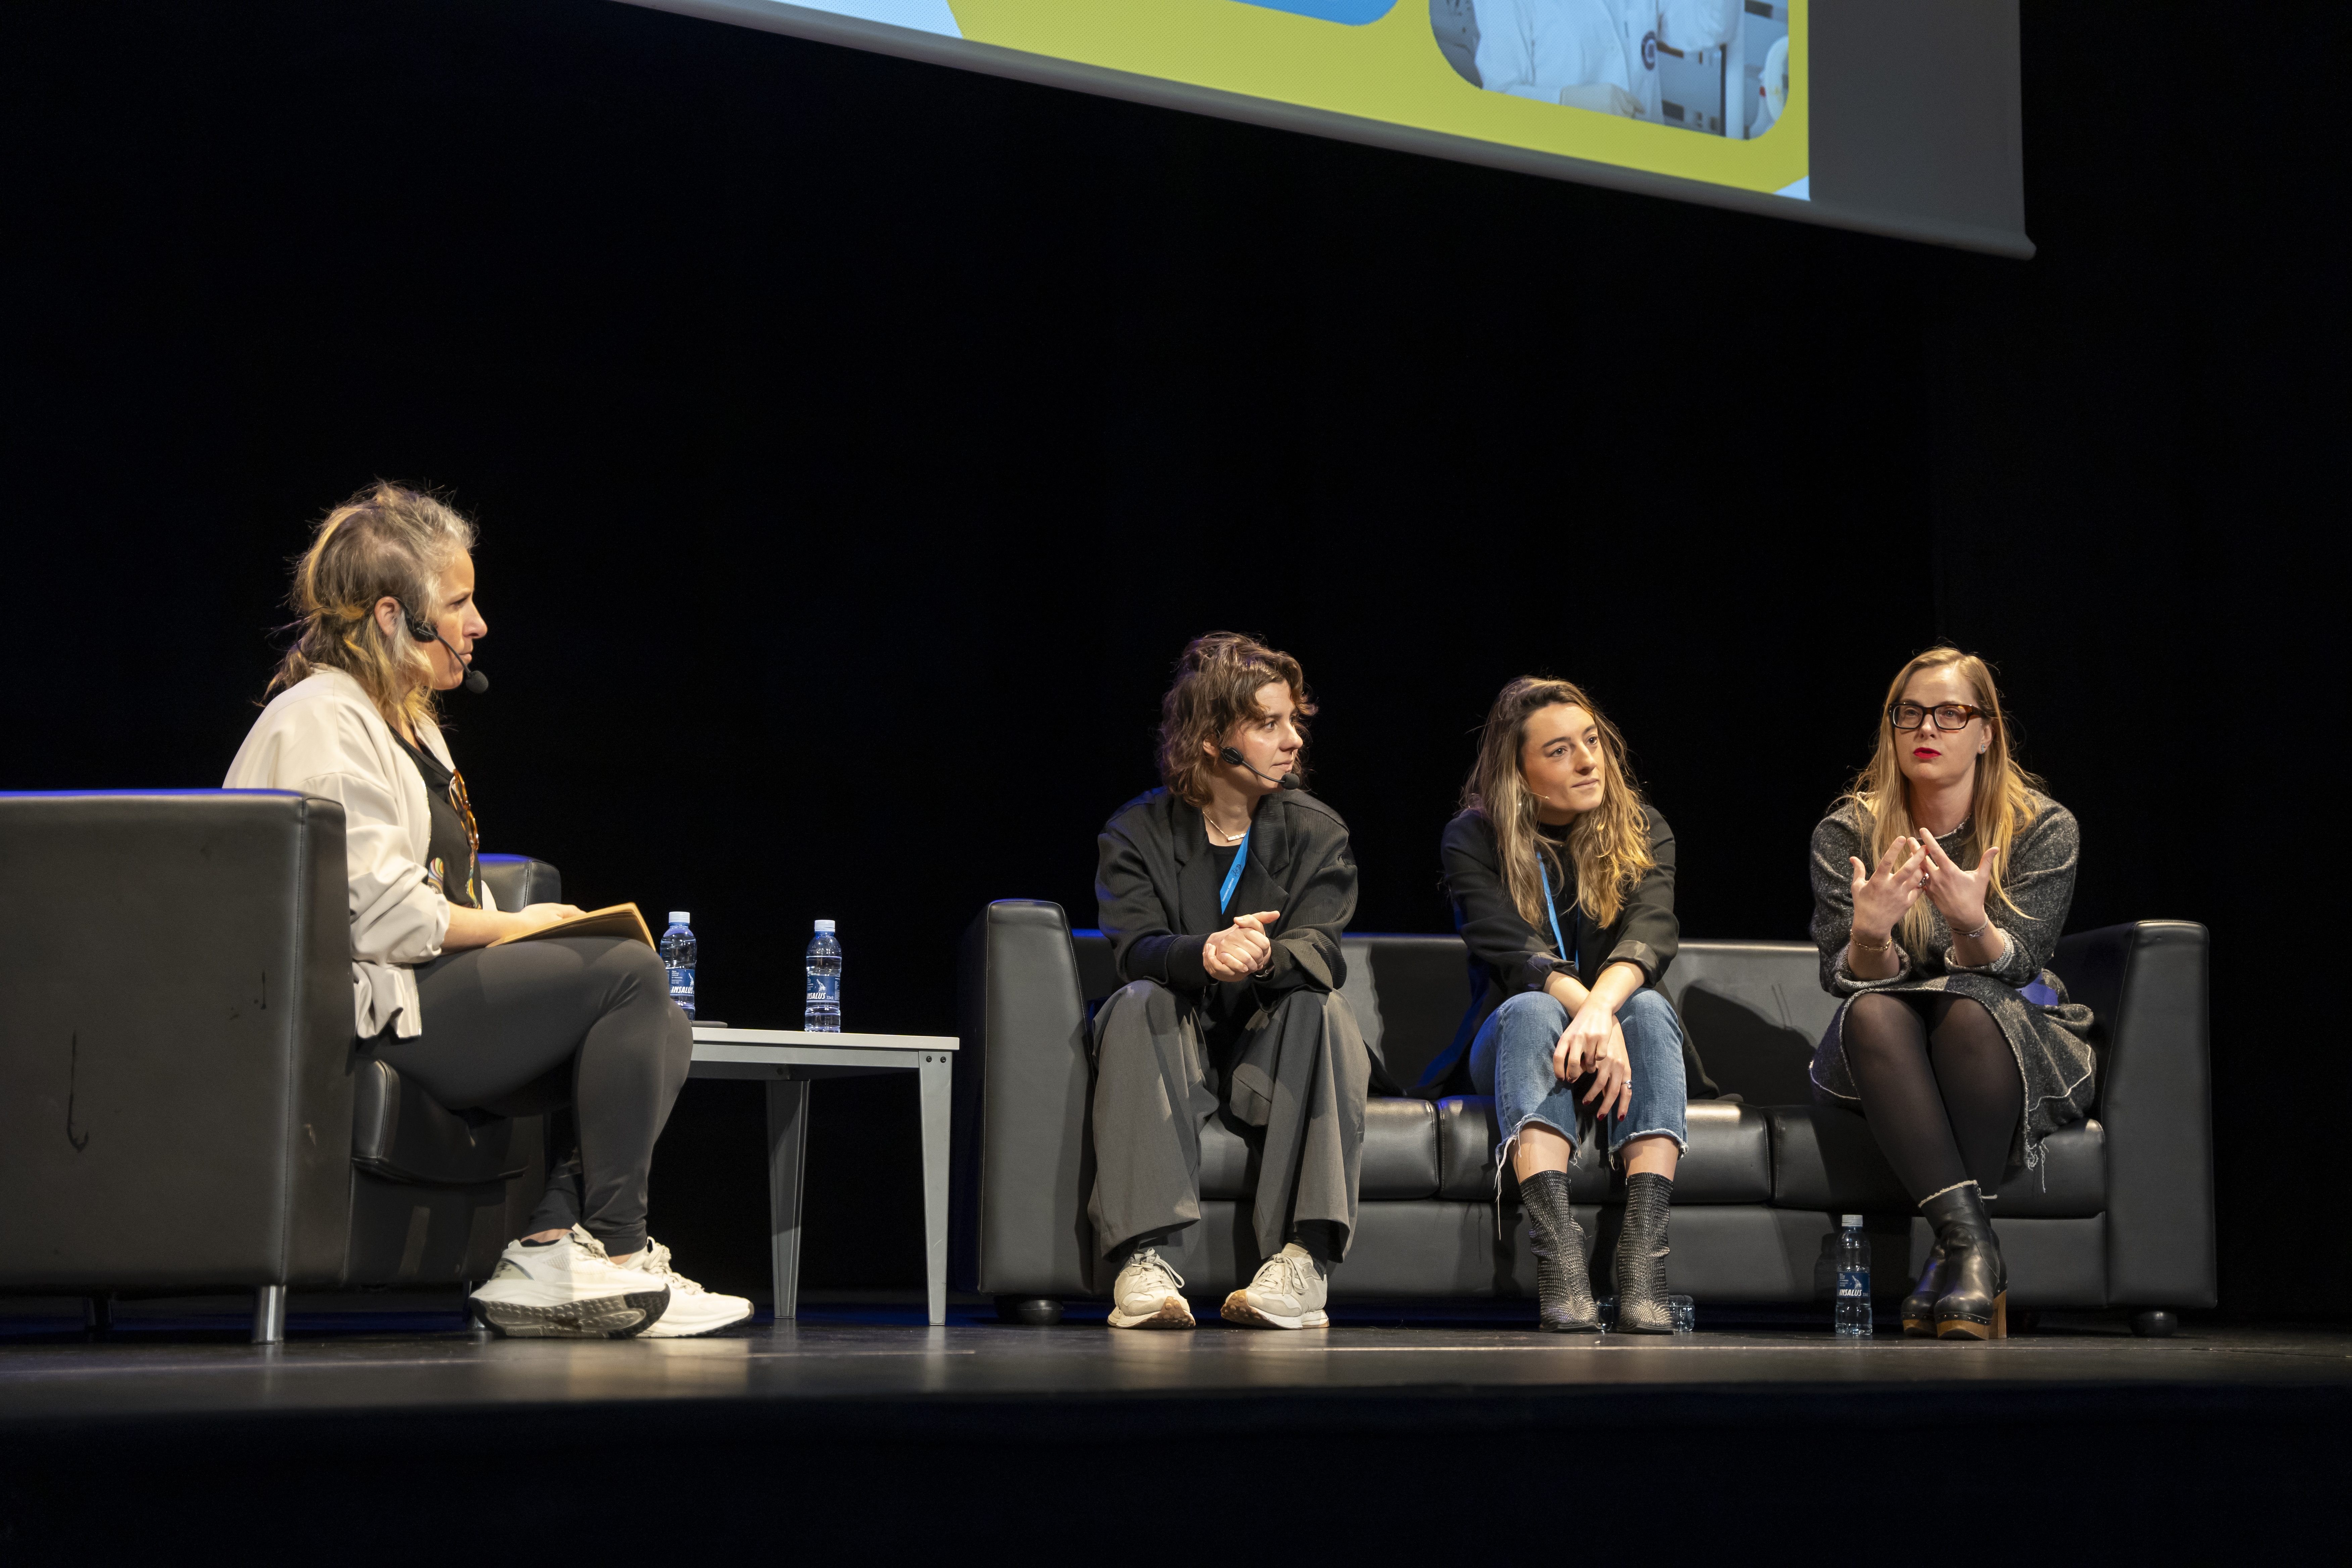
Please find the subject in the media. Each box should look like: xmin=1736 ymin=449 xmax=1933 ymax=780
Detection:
xmin=478 ymin=853 xmax=561 ymax=911
xmin=952 ymin=900 xmax=1097 ymax=1298
xmin=0 ymin=790 xmax=356 ymax=1290
xmin=2052 ymin=920 xmax=2215 ymax=1308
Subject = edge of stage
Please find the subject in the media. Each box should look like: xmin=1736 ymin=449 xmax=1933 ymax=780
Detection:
xmin=4 ymin=1295 xmax=2344 ymax=1561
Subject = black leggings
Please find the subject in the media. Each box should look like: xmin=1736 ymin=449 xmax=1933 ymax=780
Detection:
xmin=364 ymin=935 xmax=692 ymax=1256
xmin=1834 ymin=991 xmax=2022 ymax=1204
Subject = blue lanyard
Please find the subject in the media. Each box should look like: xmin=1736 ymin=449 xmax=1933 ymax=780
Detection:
xmin=1539 ymin=858 xmax=1577 ymax=974
xmin=1218 ymin=827 xmax=1250 ymax=915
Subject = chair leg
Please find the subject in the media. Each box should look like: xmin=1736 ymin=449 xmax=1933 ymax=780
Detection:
xmin=252 ymin=1284 xmax=287 ymax=1344
xmin=83 ymin=1293 xmax=113 ymax=1341
xmin=2130 ymin=1308 xmax=2178 ymax=1338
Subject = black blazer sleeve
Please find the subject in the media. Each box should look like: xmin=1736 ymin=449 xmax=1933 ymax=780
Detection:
xmin=1440 ymin=811 xmax=1568 ymax=999
xmin=1255 ymin=806 xmax=1355 ymax=995
xmin=1601 ymin=807 xmax=1678 ymax=986
xmin=1095 ymin=816 xmax=1209 ymax=991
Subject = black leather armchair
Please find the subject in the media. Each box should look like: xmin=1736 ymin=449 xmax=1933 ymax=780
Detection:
xmin=0 ymin=790 xmax=555 ymax=1341
xmin=953 ymin=900 xmax=2215 ymax=1329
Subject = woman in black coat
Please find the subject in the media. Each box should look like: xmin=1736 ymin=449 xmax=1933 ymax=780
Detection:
xmin=1089 ymin=632 xmax=1382 ymax=1333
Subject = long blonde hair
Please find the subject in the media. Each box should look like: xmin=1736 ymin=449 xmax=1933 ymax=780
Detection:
xmin=1463 ymin=677 xmax=1654 ymax=932
xmin=267 ymin=482 xmax=477 ymax=732
xmin=1845 ymin=647 xmax=2042 ymax=956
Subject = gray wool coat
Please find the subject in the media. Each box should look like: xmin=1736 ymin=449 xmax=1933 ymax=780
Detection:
xmin=1807 ymin=791 xmax=2097 ymax=1178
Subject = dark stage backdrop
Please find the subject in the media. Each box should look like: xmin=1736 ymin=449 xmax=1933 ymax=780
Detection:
xmin=3 ymin=1 xmax=2331 ymax=1314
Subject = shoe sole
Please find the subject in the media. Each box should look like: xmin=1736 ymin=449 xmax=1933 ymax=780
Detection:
xmin=1935 ymin=1290 xmax=2009 ymax=1341
xmin=1219 ymin=1290 xmax=1327 ymax=1330
xmin=1107 ymin=1294 xmax=1195 ymax=1330
xmin=1539 ymin=1319 xmax=1602 ymax=1333
xmin=640 ymin=1302 xmax=755 ymax=1338
xmin=476 ymin=1288 xmax=671 ymax=1339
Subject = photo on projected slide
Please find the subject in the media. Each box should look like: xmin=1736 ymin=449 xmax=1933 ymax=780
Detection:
xmin=1431 ymin=0 xmax=1792 ymax=138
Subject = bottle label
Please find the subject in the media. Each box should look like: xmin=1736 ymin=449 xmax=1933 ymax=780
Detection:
xmin=807 ymin=975 xmax=841 ymax=1003
xmin=1836 ymin=1269 xmax=1869 ymax=1297
xmin=667 ymin=965 xmax=695 ymax=996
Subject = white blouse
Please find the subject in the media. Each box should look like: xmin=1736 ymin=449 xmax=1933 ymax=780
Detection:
xmin=223 ymin=667 xmax=496 ymax=1040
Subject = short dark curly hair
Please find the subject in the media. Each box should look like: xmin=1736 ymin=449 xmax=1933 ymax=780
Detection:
xmin=1156 ymin=631 xmax=1316 ymax=805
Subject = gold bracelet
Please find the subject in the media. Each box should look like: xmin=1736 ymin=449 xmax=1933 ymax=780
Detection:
xmin=1851 ymin=932 xmax=1893 ymax=953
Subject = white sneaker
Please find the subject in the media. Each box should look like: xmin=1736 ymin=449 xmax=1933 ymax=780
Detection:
xmin=1221 ymin=1242 xmax=1329 ymax=1329
xmin=470 ymin=1232 xmax=670 ymax=1338
xmin=1107 ymin=1246 xmax=1194 ymax=1329
xmin=576 ymin=1228 xmax=754 ymax=1338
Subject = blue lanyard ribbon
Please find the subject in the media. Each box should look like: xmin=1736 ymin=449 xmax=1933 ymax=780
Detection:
xmin=1218 ymin=827 xmax=1250 ymax=915
xmin=1539 ymin=858 xmax=1577 ymax=974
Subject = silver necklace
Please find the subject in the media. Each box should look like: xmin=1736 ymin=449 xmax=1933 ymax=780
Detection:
xmin=1205 ymin=810 xmax=1247 ymax=843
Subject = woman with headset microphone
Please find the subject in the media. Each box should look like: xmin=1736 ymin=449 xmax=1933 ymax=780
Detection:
xmin=225 ymin=482 xmax=748 ymax=1338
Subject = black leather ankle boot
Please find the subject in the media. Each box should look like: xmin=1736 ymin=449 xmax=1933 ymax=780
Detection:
xmin=1614 ymin=1172 xmax=1675 ymax=1333
xmin=1520 ymin=1169 xmax=1598 ymax=1332
xmin=1901 ymin=1238 xmax=1949 ymax=1338
xmin=1919 ymin=1182 xmax=2007 ymax=1340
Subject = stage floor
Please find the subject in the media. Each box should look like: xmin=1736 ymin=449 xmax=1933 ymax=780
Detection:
xmin=5 ymin=1309 xmax=2350 ymax=1423
xmin=5 ymin=1303 xmax=2346 ymax=1561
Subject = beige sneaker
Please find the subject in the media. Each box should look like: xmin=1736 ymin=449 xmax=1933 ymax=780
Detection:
xmin=1221 ymin=1242 xmax=1328 ymax=1329
xmin=469 ymin=1232 xmax=669 ymax=1338
xmin=576 ymin=1228 xmax=754 ymax=1338
xmin=1107 ymin=1246 xmax=1194 ymax=1329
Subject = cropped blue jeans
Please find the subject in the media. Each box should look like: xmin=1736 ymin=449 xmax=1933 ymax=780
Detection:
xmin=1468 ymin=988 xmax=1689 ymax=1165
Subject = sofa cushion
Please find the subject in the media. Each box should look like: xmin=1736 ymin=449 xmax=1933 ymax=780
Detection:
xmin=1768 ymin=1105 xmax=2107 ymax=1218
xmin=1436 ymin=1096 xmax=1773 ymax=1204
xmin=1199 ymin=1095 xmax=1436 ymax=1202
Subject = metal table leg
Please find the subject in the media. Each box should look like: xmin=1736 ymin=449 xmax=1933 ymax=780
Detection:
xmin=918 ymin=1050 xmax=952 ymax=1327
xmin=765 ymin=1077 xmax=811 ymax=1324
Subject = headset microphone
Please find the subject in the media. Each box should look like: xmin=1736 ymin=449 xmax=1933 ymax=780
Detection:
xmin=400 ymin=604 xmax=489 ymax=695
xmin=1218 ymin=746 xmax=1301 ymax=791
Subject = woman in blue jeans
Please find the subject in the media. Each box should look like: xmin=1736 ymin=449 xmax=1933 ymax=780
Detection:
xmin=1426 ymin=677 xmax=1685 ymax=1332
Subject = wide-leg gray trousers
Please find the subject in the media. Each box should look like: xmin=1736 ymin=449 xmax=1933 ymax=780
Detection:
xmin=1088 ymin=977 xmax=1371 ymax=1264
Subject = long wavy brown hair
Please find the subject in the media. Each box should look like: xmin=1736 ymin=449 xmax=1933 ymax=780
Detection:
xmin=1844 ymin=646 xmax=2043 ymax=957
xmin=1463 ymin=677 xmax=1653 ymax=931
xmin=267 ymin=482 xmax=477 ymax=731
xmin=1157 ymin=631 xmax=1315 ymax=806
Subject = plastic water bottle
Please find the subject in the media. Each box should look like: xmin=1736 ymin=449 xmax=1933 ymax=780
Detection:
xmin=804 ymin=919 xmax=841 ymax=1033
xmin=659 ymin=913 xmax=696 ymax=1020
xmin=1834 ymin=1214 xmax=1873 ymax=1338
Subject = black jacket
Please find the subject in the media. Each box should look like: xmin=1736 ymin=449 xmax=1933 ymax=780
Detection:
xmin=1095 ymin=787 xmax=1393 ymax=1090
xmin=1415 ymin=804 xmax=1680 ymax=1095
xmin=1095 ymin=786 xmax=1356 ymax=1001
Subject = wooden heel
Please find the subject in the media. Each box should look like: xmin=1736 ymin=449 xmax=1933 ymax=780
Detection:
xmin=1992 ymin=1290 xmax=2008 ymax=1340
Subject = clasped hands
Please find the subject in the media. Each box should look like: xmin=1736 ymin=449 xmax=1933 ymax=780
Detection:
xmin=1202 ymin=909 xmax=1281 ymax=983
xmin=1554 ymin=1000 xmax=1633 ymax=1122
xmin=1848 ymin=832 xmax=2003 ymax=946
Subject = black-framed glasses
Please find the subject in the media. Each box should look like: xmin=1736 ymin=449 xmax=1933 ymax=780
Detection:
xmin=1887 ymin=700 xmax=1989 ymax=733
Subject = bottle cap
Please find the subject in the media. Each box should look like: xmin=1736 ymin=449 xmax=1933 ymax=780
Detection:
xmin=814 ymin=918 xmax=836 ymax=933
xmin=1841 ymin=1214 xmax=1864 ymax=1228
xmin=669 ymin=912 xmax=690 ymax=924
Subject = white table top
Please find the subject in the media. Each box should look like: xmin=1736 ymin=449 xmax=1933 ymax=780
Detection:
xmin=690 ymin=1026 xmax=957 ymax=1052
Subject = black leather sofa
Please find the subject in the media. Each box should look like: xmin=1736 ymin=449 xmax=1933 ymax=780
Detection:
xmin=953 ymin=900 xmax=2215 ymax=1328
xmin=0 ymin=790 xmax=559 ymax=1340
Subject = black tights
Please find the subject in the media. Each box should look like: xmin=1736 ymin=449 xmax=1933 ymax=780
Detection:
xmin=1838 ymin=992 xmax=2021 ymax=1202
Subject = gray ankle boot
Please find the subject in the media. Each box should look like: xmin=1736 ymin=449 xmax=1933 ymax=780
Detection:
xmin=1521 ymin=1169 xmax=1599 ymax=1332
xmin=1614 ymin=1172 xmax=1675 ymax=1333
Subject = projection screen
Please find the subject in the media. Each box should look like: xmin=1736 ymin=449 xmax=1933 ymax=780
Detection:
xmin=614 ymin=1 xmax=2030 ymax=258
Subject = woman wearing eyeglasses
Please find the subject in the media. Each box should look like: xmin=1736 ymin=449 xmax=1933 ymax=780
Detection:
xmin=1808 ymin=647 xmax=2094 ymax=1340
xmin=1424 ymin=677 xmax=1686 ymax=1333
xmin=225 ymin=483 xmax=748 ymax=1339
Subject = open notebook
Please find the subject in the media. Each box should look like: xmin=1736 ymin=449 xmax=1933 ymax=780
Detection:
xmin=489 ymin=902 xmax=654 ymax=948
